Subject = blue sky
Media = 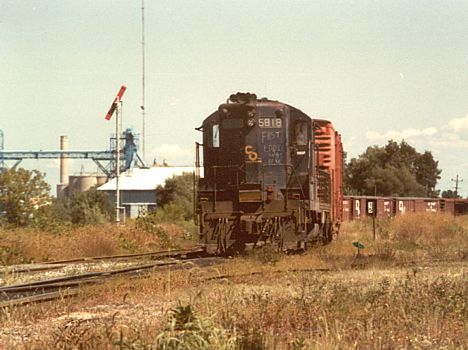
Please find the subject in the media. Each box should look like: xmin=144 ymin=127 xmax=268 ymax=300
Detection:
xmin=1 ymin=0 xmax=467 ymax=196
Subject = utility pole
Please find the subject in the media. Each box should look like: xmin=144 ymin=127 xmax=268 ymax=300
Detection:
xmin=141 ymin=0 xmax=146 ymax=162
xmin=451 ymin=175 xmax=463 ymax=197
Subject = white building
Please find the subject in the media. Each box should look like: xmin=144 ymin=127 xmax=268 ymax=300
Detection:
xmin=98 ymin=166 xmax=196 ymax=218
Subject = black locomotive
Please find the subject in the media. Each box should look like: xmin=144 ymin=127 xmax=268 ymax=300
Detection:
xmin=195 ymin=93 xmax=343 ymax=254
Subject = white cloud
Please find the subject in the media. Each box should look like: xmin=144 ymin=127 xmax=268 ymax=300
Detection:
xmin=366 ymin=127 xmax=438 ymax=141
xmin=358 ymin=115 xmax=468 ymax=188
xmin=365 ymin=113 xmax=468 ymax=148
xmin=426 ymin=135 xmax=468 ymax=150
xmin=344 ymin=136 xmax=357 ymax=149
xmin=151 ymin=144 xmax=191 ymax=165
xmin=365 ymin=131 xmax=380 ymax=140
xmin=447 ymin=114 xmax=468 ymax=132
xmin=360 ymin=113 xmax=468 ymax=196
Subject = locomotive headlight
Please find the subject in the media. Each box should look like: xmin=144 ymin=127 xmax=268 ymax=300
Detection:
xmin=247 ymin=118 xmax=256 ymax=127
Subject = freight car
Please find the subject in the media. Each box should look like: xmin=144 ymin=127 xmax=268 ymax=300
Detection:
xmin=343 ymin=195 xmax=468 ymax=220
xmin=195 ymin=93 xmax=343 ymax=254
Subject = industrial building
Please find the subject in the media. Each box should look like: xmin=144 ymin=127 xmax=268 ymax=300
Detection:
xmin=0 ymin=129 xmax=196 ymax=219
xmin=98 ymin=166 xmax=195 ymax=218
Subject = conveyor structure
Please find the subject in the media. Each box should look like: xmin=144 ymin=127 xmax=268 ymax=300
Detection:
xmin=0 ymin=128 xmax=147 ymax=177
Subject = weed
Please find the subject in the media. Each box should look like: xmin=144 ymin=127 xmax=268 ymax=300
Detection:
xmin=373 ymin=240 xmax=396 ymax=260
xmin=156 ymin=302 xmax=239 ymax=350
xmin=251 ymin=244 xmax=283 ymax=265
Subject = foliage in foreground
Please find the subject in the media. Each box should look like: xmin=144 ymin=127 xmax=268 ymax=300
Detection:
xmin=159 ymin=273 xmax=466 ymax=349
xmin=1 ymin=213 xmax=466 ymax=349
xmin=19 ymin=265 xmax=466 ymax=349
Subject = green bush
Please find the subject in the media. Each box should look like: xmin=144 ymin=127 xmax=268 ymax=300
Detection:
xmin=135 ymin=211 xmax=171 ymax=247
xmin=52 ymin=187 xmax=114 ymax=226
xmin=156 ymin=173 xmax=194 ymax=221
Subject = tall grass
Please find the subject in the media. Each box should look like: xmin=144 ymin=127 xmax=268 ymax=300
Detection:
xmin=0 ymin=213 xmax=466 ymax=348
xmin=0 ymin=220 xmax=197 ymax=265
xmin=11 ymin=264 xmax=465 ymax=349
xmin=336 ymin=213 xmax=468 ymax=264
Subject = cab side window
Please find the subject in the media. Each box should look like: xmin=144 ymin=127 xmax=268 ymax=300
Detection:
xmin=295 ymin=121 xmax=308 ymax=146
xmin=212 ymin=124 xmax=220 ymax=148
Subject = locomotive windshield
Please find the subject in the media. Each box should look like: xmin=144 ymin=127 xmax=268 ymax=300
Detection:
xmin=221 ymin=118 xmax=244 ymax=129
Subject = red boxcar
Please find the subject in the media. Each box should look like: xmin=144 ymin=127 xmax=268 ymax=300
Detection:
xmin=343 ymin=196 xmax=468 ymax=221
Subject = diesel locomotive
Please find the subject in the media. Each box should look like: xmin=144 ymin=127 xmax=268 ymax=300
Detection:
xmin=195 ymin=93 xmax=343 ymax=254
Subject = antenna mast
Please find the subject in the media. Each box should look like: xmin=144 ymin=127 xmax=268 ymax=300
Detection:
xmin=451 ymin=174 xmax=463 ymax=197
xmin=141 ymin=0 xmax=146 ymax=161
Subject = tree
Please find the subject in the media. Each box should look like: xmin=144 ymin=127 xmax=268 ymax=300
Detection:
xmin=441 ymin=189 xmax=461 ymax=199
xmin=0 ymin=168 xmax=51 ymax=226
xmin=155 ymin=173 xmax=194 ymax=220
xmin=345 ymin=140 xmax=441 ymax=197
xmin=55 ymin=187 xmax=114 ymax=225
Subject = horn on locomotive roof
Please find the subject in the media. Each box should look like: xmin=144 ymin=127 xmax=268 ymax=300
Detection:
xmin=228 ymin=92 xmax=257 ymax=104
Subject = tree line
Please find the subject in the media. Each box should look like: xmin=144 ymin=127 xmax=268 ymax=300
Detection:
xmin=344 ymin=140 xmax=462 ymax=199
xmin=0 ymin=139 xmax=463 ymax=227
xmin=0 ymin=168 xmax=194 ymax=228
xmin=345 ymin=140 xmax=442 ymax=197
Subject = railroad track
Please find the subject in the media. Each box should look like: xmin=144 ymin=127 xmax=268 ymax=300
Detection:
xmin=0 ymin=248 xmax=222 ymax=308
xmin=3 ymin=246 xmax=450 ymax=308
xmin=1 ymin=247 xmax=204 ymax=275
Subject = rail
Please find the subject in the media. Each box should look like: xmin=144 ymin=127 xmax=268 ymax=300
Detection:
xmin=1 ymin=247 xmax=204 ymax=275
xmin=0 ymin=250 xmax=221 ymax=308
